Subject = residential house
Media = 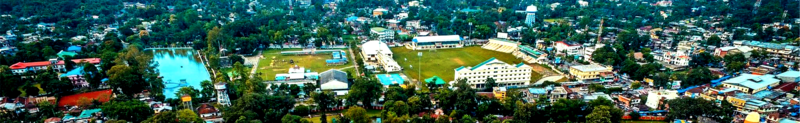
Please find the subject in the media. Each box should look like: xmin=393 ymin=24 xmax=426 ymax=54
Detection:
xmin=197 ymin=103 xmax=223 ymax=122
xmin=645 ymin=90 xmax=679 ymax=110
xmin=60 ymin=67 xmax=89 ymax=87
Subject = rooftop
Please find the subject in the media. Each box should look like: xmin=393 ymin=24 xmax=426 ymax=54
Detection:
xmin=62 ymin=108 xmax=101 ymax=120
xmin=58 ymin=89 xmax=112 ymax=107
xmin=412 ymin=35 xmax=462 ymax=43
xmin=361 ymin=41 xmax=392 ymax=55
xmin=10 ymin=58 xmax=101 ymax=69
xmin=370 ymin=27 xmax=388 ymax=32
xmin=722 ymin=74 xmax=780 ymax=90
xmin=60 ymin=67 xmax=85 ymax=77
xmin=570 ymin=64 xmax=610 ymax=72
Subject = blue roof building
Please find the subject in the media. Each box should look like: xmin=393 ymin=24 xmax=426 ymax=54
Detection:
xmin=722 ymin=74 xmax=781 ymax=94
xmin=67 ymin=46 xmax=82 ymax=52
xmin=63 ymin=108 xmax=101 ymax=121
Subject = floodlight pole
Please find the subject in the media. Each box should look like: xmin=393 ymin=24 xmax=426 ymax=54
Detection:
xmin=418 ymin=52 xmax=422 ymax=85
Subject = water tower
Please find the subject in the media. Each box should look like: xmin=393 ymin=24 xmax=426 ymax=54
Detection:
xmin=215 ymin=82 xmax=231 ymax=106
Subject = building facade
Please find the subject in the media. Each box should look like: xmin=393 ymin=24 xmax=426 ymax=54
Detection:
xmin=722 ymin=74 xmax=781 ymax=94
xmin=524 ymin=5 xmax=537 ymax=25
xmin=370 ymin=27 xmax=393 ymax=41
xmin=361 ymin=41 xmax=402 ymax=72
xmin=10 ymin=58 xmax=101 ymax=75
xmin=409 ymin=35 xmax=463 ymax=50
xmin=568 ymin=64 xmax=613 ymax=81
xmin=454 ymin=58 xmax=532 ymax=88
xmin=554 ymin=41 xmax=582 ymax=55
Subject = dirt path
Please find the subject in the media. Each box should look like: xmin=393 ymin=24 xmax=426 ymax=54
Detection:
xmin=452 ymin=58 xmax=465 ymax=65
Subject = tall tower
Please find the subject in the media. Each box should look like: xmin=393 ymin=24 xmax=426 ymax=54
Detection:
xmin=215 ymin=82 xmax=231 ymax=106
xmin=524 ymin=5 xmax=538 ymax=25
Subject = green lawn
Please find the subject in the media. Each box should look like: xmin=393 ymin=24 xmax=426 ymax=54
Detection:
xmin=256 ymin=49 xmax=353 ymax=80
xmin=303 ymin=109 xmax=381 ymax=123
xmin=392 ymin=46 xmax=528 ymax=82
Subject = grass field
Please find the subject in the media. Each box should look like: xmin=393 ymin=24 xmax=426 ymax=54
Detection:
xmin=303 ymin=109 xmax=381 ymax=123
xmin=256 ymin=49 xmax=354 ymax=80
xmin=391 ymin=46 xmax=529 ymax=82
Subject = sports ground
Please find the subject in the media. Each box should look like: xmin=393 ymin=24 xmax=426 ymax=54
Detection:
xmin=391 ymin=46 xmax=542 ymax=83
xmin=256 ymin=49 xmax=355 ymax=80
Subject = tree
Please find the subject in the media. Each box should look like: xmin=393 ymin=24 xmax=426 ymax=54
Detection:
xmin=143 ymin=110 xmax=176 ymax=123
xmin=344 ymin=106 xmax=369 ymax=123
xmin=177 ymin=109 xmax=204 ymax=123
xmin=460 ymin=115 xmax=476 ymax=123
xmin=223 ymin=93 xmax=295 ymax=122
xmin=312 ymin=91 xmax=336 ymax=123
xmin=629 ymin=112 xmax=641 ymax=120
xmin=293 ymin=105 xmax=311 ymax=116
xmin=346 ymin=78 xmax=382 ymax=107
xmin=723 ymin=53 xmax=747 ymax=73
xmin=682 ymin=67 xmax=717 ymax=88
xmin=689 ymin=52 xmax=719 ymax=67
xmin=667 ymin=97 xmax=734 ymax=122
xmin=587 ymin=105 xmax=613 ymax=123
xmin=281 ymin=114 xmax=303 ymax=123
xmin=631 ymin=82 xmax=642 ymax=89
xmin=200 ymin=80 xmax=215 ymax=102
xmin=706 ymin=34 xmax=722 ymax=47
xmin=485 ymin=77 xmax=497 ymax=92
xmin=289 ymin=84 xmax=301 ymax=96
xmin=82 ymin=62 xmax=103 ymax=89
xmin=101 ymin=100 xmax=154 ymax=122
xmin=407 ymin=95 xmax=431 ymax=114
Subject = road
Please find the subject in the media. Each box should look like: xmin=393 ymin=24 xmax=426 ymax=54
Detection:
xmin=248 ymin=51 xmax=262 ymax=78
xmin=348 ymin=46 xmax=360 ymax=76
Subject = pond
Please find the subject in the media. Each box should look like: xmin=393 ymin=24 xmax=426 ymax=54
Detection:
xmin=149 ymin=49 xmax=211 ymax=99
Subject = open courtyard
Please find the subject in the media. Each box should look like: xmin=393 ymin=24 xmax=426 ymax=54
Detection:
xmin=256 ymin=49 xmax=355 ymax=80
xmin=391 ymin=46 xmax=542 ymax=83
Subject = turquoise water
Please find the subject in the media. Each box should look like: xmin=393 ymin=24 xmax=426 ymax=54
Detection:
xmin=149 ymin=49 xmax=211 ymax=99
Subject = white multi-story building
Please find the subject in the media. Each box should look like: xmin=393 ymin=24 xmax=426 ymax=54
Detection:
xmin=554 ymin=41 xmax=582 ymax=55
xmin=361 ymin=41 xmax=402 ymax=72
xmin=654 ymin=50 xmax=690 ymax=67
xmin=524 ymin=5 xmax=537 ymax=25
xmin=454 ymin=58 xmax=532 ymax=88
xmin=370 ymin=27 xmax=394 ymax=41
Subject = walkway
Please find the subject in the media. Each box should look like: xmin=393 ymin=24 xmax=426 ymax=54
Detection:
xmin=144 ymin=47 xmax=193 ymax=50
xmin=534 ymin=76 xmax=565 ymax=85
xmin=249 ymin=51 xmax=263 ymax=78
xmin=197 ymin=50 xmax=217 ymax=77
xmin=348 ymin=46 xmax=360 ymax=76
